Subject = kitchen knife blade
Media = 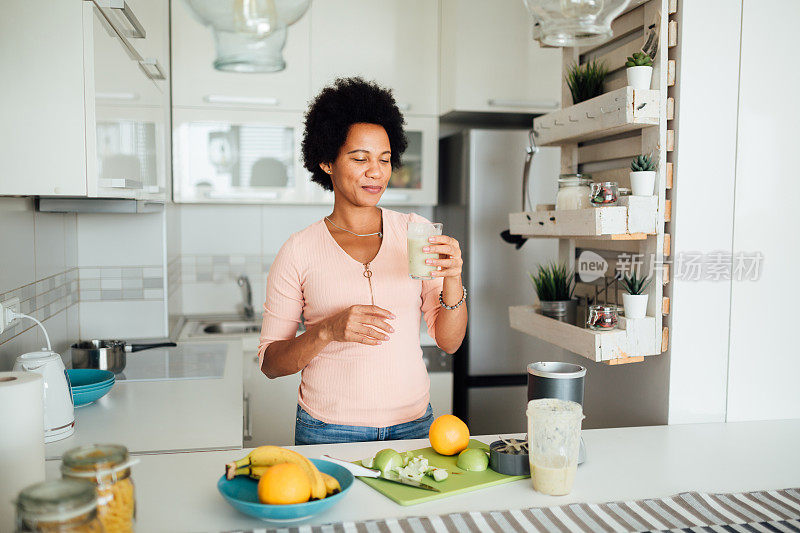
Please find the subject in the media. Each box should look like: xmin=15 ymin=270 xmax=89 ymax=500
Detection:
xmin=320 ymin=454 xmax=440 ymax=492
xmin=380 ymin=471 xmax=441 ymax=492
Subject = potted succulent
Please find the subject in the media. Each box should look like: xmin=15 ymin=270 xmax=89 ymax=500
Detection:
xmin=529 ymin=263 xmax=577 ymax=324
xmin=629 ymin=154 xmax=657 ymax=196
xmin=620 ymin=271 xmax=651 ymax=319
xmin=565 ymin=60 xmax=608 ymax=105
xmin=625 ymin=52 xmax=653 ymax=90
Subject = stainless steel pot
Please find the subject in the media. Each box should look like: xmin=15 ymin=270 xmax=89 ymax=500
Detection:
xmin=70 ymin=340 xmax=177 ymax=373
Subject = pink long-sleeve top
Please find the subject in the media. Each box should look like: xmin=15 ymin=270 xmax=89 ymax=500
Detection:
xmin=257 ymin=209 xmax=444 ymax=427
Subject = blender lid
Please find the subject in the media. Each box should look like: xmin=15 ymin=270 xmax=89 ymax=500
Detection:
xmin=527 ymin=361 xmax=586 ymax=379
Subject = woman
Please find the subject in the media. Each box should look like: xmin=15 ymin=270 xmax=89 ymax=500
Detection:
xmin=258 ymin=77 xmax=468 ymax=445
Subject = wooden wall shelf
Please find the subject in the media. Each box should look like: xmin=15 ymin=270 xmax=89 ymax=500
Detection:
xmin=532 ymin=87 xmax=660 ymax=146
xmin=509 ymin=306 xmax=659 ymax=363
xmin=509 ymin=196 xmax=657 ymax=239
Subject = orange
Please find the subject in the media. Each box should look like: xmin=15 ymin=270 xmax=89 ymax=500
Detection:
xmin=429 ymin=414 xmax=470 ymax=456
xmin=257 ymin=463 xmax=312 ymax=505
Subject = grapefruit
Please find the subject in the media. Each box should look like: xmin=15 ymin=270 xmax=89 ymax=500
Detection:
xmin=428 ymin=414 xmax=470 ymax=456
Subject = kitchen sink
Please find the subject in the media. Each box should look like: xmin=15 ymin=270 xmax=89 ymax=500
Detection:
xmin=202 ymin=321 xmax=261 ymax=334
xmin=178 ymin=315 xmax=304 ymax=340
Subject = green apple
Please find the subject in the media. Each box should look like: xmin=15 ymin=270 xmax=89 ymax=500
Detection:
xmin=372 ymin=449 xmax=403 ymax=476
xmin=456 ymin=448 xmax=489 ymax=471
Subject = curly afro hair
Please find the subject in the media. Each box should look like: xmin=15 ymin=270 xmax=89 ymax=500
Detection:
xmin=301 ymin=77 xmax=408 ymax=191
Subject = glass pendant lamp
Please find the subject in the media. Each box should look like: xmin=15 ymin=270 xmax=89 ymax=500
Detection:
xmin=524 ymin=0 xmax=632 ymax=47
xmin=184 ymin=0 xmax=311 ymax=72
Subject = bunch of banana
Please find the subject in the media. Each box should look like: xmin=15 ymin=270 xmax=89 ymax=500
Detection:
xmin=225 ymin=446 xmax=340 ymax=499
xmin=230 ymin=464 xmax=341 ymax=496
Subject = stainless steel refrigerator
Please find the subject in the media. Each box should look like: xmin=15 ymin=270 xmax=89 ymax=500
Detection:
xmin=436 ymin=128 xmax=562 ymax=435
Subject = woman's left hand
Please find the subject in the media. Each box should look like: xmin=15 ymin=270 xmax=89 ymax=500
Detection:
xmin=424 ymin=235 xmax=463 ymax=279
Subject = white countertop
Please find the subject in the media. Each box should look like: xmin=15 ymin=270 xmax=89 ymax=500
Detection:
xmin=45 ymin=341 xmax=243 ymax=460
xmin=44 ymin=419 xmax=800 ymax=532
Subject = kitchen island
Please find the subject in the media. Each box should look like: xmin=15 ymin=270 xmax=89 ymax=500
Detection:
xmin=45 ymin=340 xmax=243 ymax=460
xmin=43 ymin=419 xmax=800 ymax=532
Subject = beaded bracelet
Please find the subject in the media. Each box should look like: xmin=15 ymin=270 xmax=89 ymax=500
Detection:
xmin=439 ymin=287 xmax=467 ymax=310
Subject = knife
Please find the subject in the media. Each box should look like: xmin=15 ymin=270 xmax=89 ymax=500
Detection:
xmin=321 ymin=455 xmax=441 ymax=492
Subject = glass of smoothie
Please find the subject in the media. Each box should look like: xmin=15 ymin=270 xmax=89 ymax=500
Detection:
xmin=526 ymin=398 xmax=584 ymax=496
xmin=407 ymin=221 xmax=443 ymax=280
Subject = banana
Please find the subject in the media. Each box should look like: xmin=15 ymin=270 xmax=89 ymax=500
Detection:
xmin=320 ymin=472 xmax=341 ymax=496
xmin=230 ymin=465 xmax=271 ymax=479
xmin=225 ymin=446 xmax=327 ymax=500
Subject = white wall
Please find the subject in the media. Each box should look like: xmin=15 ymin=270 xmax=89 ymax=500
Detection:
xmin=667 ymin=0 xmax=742 ymax=424
xmin=669 ymin=0 xmax=800 ymax=423
xmin=0 ymin=198 xmax=80 ymax=370
xmin=725 ymin=0 xmax=800 ymax=421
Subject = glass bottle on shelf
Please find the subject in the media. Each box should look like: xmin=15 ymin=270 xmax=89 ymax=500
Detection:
xmin=556 ymin=174 xmax=592 ymax=210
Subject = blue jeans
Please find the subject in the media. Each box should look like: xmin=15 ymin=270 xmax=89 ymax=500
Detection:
xmin=294 ymin=404 xmax=434 ymax=445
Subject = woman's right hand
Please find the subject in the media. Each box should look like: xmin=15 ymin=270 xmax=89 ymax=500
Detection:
xmin=321 ymin=305 xmax=396 ymax=346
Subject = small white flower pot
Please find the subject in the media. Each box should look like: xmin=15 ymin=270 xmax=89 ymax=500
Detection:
xmin=629 ymin=170 xmax=656 ymax=196
xmin=626 ymin=66 xmax=653 ymax=91
xmin=622 ymin=293 xmax=649 ymax=319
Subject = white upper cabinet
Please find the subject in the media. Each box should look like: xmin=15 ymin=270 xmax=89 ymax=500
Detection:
xmin=309 ymin=0 xmax=439 ymax=117
xmin=88 ymin=1 xmax=168 ymax=200
xmin=439 ymin=0 xmax=562 ymax=115
xmin=0 ymin=0 xmax=88 ymax=196
xmin=170 ymin=1 xmax=311 ymax=112
xmin=172 ymin=107 xmax=309 ymax=204
xmin=0 ymin=0 xmax=168 ymax=199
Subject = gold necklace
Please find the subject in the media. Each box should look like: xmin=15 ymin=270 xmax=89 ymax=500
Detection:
xmin=324 ymin=216 xmax=383 ymax=238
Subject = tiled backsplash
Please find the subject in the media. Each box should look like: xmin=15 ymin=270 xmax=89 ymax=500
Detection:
xmin=179 ymin=254 xmax=272 ymax=282
xmin=78 ymin=266 xmax=164 ymax=301
xmin=0 ymin=268 xmax=79 ymax=346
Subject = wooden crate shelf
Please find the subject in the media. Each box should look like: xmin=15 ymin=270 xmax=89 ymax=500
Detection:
xmin=509 ymin=306 xmax=659 ymax=363
xmin=532 ymin=87 xmax=660 ymax=146
xmin=509 ymin=196 xmax=657 ymax=239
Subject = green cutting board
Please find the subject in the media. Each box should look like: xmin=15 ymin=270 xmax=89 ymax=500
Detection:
xmin=355 ymin=439 xmax=529 ymax=506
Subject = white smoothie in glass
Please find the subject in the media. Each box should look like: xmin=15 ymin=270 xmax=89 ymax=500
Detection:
xmin=407 ymin=222 xmax=442 ymax=280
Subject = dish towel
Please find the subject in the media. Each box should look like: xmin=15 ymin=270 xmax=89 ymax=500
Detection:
xmin=228 ymin=487 xmax=800 ymax=533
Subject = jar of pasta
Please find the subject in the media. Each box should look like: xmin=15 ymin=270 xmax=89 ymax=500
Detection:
xmin=16 ymin=479 xmax=103 ymax=532
xmin=61 ymin=445 xmax=136 ymax=533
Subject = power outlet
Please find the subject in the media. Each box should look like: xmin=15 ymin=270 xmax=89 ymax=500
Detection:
xmin=0 ymin=297 xmax=21 ymax=334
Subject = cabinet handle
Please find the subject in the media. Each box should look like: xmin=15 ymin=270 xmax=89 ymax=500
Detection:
xmin=243 ymin=393 xmax=253 ymax=441
xmin=139 ymin=58 xmax=166 ymax=80
xmin=99 ymin=179 xmax=143 ymax=189
xmin=204 ymin=95 xmax=279 ymax=107
xmin=206 ymin=190 xmax=279 ymax=200
xmin=96 ymin=0 xmax=146 ymax=39
xmin=487 ymin=99 xmax=559 ymax=109
xmin=96 ymin=92 xmax=139 ymax=101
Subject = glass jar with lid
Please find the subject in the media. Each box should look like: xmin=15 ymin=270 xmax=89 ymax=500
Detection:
xmin=556 ymin=174 xmax=592 ymax=210
xmin=61 ymin=445 xmax=136 ymax=533
xmin=16 ymin=479 xmax=103 ymax=532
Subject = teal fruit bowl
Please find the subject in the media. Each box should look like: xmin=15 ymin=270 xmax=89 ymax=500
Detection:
xmin=217 ymin=459 xmax=353 ymax=524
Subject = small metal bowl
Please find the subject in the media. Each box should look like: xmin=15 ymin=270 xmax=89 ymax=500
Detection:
xmin=489 ymin=439 xmax=530 ymax=476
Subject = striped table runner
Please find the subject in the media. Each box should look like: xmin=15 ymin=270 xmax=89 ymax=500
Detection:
xmin=231 ymin=488 xmax=800 ymax=533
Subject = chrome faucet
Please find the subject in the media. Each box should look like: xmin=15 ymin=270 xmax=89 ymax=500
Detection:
xmin=236 ymin=274 xmax=254 ymax=320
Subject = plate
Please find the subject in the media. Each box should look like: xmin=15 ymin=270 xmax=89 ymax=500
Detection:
xmin=217 ymin=459 xmax=354 ymax=523
xmin=71 ymin=380 xmax=114 ymax=407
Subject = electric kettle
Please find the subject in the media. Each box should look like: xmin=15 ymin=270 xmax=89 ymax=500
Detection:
xmin=14 ymin=350 xmax=75 ymax=443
